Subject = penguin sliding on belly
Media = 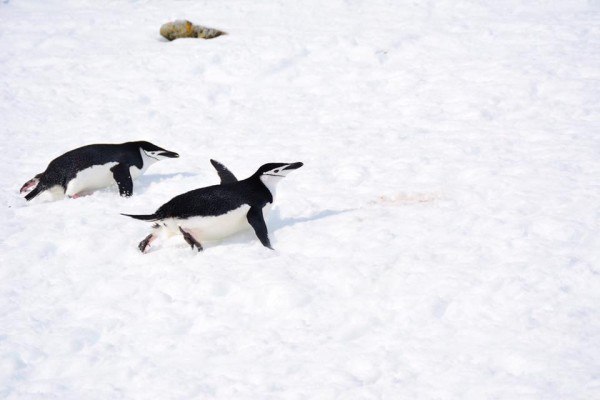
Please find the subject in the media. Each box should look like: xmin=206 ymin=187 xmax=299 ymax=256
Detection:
xmin=20 ymin=141 xmax=179 ymax=202
xmin=122 ymin=161 xmax=303 ymax=253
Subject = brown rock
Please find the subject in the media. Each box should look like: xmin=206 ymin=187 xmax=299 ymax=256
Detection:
xmin=160 ymin=20 xmax=226 ymax=41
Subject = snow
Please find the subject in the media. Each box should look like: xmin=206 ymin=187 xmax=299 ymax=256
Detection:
xmin=1 ymin=0 xmax=599 ymax=398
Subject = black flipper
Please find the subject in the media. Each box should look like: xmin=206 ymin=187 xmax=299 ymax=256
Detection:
xmin=246 ymin=206 xmax=273 ymax=249
xmin=210 ymin=159 xmax=238 ymax=184
xmin=179 ymin=227 xmax=203 ymax=252
xmin=111 ymin=163 xmax=134 ymax=197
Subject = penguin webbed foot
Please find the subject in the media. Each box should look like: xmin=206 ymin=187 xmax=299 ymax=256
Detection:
xmin=179 ymin=227 xmax=203 ymax=252
xmin=20 ymin=175 xmax=41 ymax=194
xmin=138 ymin=233 xmax=155 ymax=253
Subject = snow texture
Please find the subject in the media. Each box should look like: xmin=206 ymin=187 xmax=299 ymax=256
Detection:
xmin=1 ymin=0 xmax=600 ymax=399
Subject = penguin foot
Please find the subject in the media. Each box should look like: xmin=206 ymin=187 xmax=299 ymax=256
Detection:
xmin=179 ymin=227 xmax=203 ymax=252
xmin=20 ymin=177 xmax=40 ymax=195
xmin=138 ymin=233 xmax=156 ymax=253
xmin=69 ymin=191 xmax=92 ymax=199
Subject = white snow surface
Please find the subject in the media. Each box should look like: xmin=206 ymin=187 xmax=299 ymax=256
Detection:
xmin=1 ymin=0 xmax=600 ymax=398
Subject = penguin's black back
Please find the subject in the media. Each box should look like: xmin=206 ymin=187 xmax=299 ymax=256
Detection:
xmin=41 ymin=143 xmax=143 ymax=187
xmin=154 ymin=177 xmax=272 ymax=220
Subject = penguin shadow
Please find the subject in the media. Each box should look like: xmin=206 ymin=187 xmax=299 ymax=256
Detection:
xmin=269 ymin=208 xmax=354 ymax=232
xmin=205 ymin=207 xmax=353 ymax=249
xmin=134 ymin=172 xmax=199 ymax=192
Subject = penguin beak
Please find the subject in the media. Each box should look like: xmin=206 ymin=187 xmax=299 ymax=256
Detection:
xmin=283 ymin=162 xmax=303 ymax=170
xmin=158 ymin=150 xmax=179 ymax=158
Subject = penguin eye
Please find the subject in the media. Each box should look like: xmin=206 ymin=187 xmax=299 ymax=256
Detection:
xmin=274 ymin=169 xmax=280 ymax=173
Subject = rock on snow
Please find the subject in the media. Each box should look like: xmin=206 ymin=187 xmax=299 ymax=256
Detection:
xmin=0 ymin=0 xmax=599 ymax=399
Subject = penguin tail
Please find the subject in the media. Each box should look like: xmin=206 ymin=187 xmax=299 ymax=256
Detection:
xmin=121 ymin=213 xmax=159 ymax=221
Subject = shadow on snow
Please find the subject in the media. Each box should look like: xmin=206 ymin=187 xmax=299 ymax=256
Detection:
xmin=269 ymin=208 xmax=354 ymax=232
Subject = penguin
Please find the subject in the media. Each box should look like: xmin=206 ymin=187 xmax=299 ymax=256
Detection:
xmin=20 ymin=141 xmax=179 ymax=201
xmin=122 ymin=160 xmax=303 ymax=253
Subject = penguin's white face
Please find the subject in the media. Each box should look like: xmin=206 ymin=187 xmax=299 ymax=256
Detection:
xmin=258 ymin=162 xmax=303 ymax=194
xmin=141 ymin=149 xmax=179 ymax=161
xmin=137 ymin=146 xmax=179 ymax=177
xmin=261 ymin=163 xmax=303 ymax=178
xmin=136 ymin=141 xmax=179 ymax=164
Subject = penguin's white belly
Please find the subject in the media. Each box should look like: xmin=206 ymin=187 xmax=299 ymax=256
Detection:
xmin=173 ymin=205 xmax=253 ymax=241
xmin=65 ymin=162 xmax=118 ymax=196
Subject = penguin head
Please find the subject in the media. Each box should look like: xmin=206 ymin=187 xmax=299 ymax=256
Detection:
xmin=256 ymin=162 xmax=303 ymax=191
xmin=136 ymin=141 xmax=180 ymax=162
